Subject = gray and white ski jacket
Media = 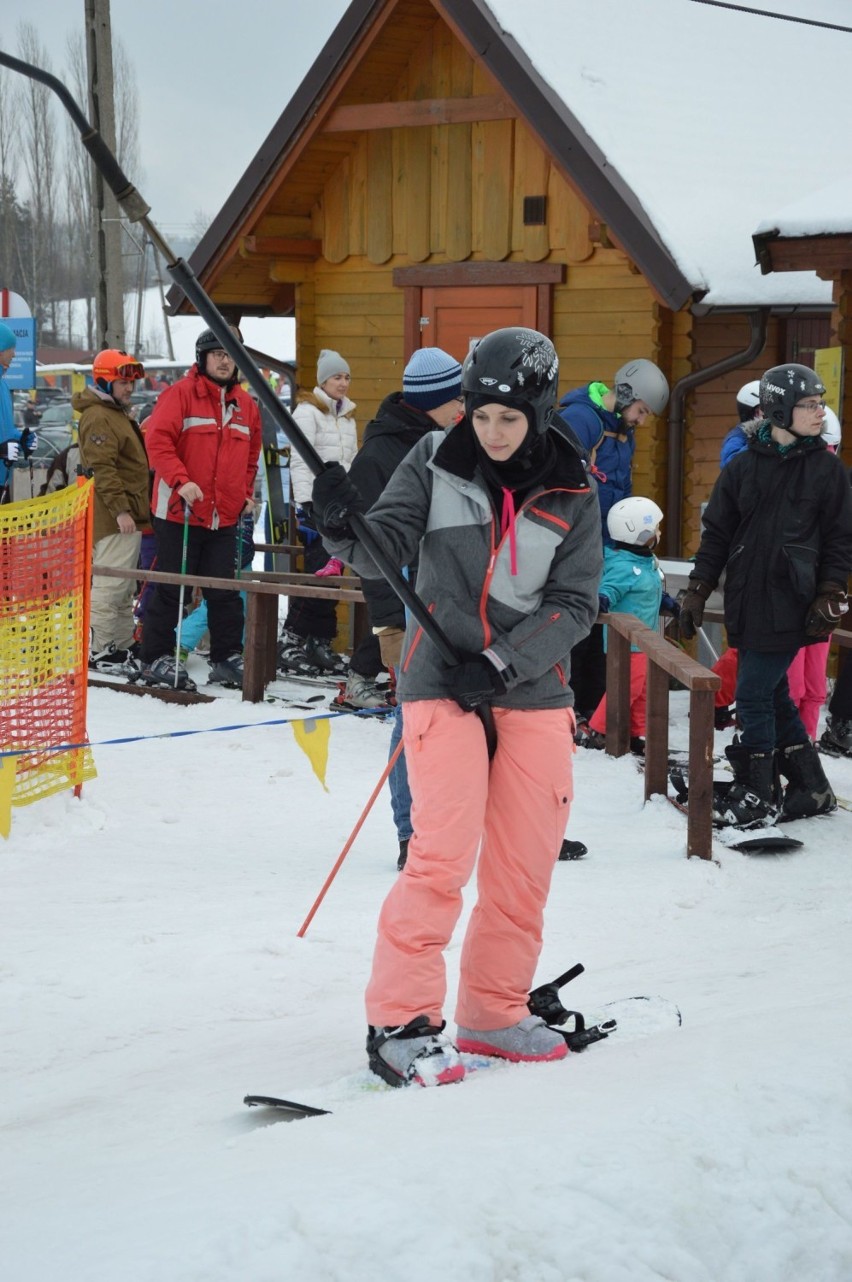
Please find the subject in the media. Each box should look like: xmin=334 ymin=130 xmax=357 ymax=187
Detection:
xmin=323 ymin=425 xmax=602 ymax=710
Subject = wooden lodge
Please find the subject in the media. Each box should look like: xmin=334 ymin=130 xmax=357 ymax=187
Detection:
xmin=169 ymin=0 xmax=841 ymax=555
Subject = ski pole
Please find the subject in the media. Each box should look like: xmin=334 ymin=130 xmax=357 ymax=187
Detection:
xmin=697 ymin=625 xmax=719 ymax=665
xmin=0 ymin=50 xmax=497 ymax=760
xmin=173 ymin=502 xmax=191 ymax=688
xmin=297 ymin=736 xmax=405 ymax=938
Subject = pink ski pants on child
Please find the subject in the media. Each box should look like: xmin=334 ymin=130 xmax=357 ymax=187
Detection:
xmin=588 ymin=652 xmax=648 ymax=737
xmin=365 ymin=699 xmax=574 ymax=1031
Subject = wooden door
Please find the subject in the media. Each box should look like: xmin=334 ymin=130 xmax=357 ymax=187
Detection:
xmin=420 ymin=284 xmax=538 ymax=362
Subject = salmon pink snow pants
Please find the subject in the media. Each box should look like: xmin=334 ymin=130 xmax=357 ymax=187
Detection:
xmin=365 ymin=700 xmax=574 ymax=1031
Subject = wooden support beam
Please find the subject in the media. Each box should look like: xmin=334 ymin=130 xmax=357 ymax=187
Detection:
xmin=324 ymin=94 xmax=515 ymax=132
xmin=240 ymin=235 xmax=323 ymax=260
xmin=393 ymin=262 xmax=564 ymax=287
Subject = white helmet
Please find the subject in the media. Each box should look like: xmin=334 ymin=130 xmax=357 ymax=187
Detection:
xmin=613 ymin=359 xmax=670 ymax=416
xmin=736 ymin=380 xmax=761 ymax=421
xmin=607 ymin=497 xmax=664 ymax=547
xmin=821 ymin=405 xmax=841 ymax=449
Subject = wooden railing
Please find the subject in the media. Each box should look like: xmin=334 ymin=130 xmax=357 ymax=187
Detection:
xmin=600 ymin=612 xmax=720 ymax=860
xmin=92 ymin=570 xmax=729 ymax=858
xmin=92 ymin=564 xmax=364 ymax=703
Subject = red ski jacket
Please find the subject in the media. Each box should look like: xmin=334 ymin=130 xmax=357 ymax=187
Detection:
xmin=146 ymin=365 xmax=261 ymax=529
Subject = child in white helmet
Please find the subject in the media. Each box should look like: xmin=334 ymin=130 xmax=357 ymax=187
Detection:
xmin=578 ymin=497 xmax=666 ymax=753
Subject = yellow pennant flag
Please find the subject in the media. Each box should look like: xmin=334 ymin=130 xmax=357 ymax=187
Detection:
xmin=0 ymin=756 xmax=17 ymax=839
xmin=291 ymin=717 xmax=331 ymax=791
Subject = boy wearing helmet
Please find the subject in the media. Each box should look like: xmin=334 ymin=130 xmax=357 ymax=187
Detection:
xmin=680 ymin=363 xmax=852 ymax=826
xmin=141 ymin=328 xmax=262 ymax=690
xmin=579 ymin=497 xmax=666 ymax=753
xmin=312 ymin=327 xmax=601 ymax=1087
xmin=74 ymin=349 xmax=150 ymax=675
xmin=720 ymin=379 xmax=762 ymax=467
xmin=554 ymin=358 xmax=669 ymax=727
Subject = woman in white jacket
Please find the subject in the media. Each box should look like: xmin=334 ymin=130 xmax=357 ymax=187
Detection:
xmin=279 ymin=349 xmax=358 ymax=676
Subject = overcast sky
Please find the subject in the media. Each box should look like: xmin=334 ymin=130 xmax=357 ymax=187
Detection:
xmin=3 ymin=0 xmax=351 ymax=233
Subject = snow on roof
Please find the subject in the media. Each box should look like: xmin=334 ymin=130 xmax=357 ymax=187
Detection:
xmin=483 ymin=0 xmax=849 ymax=306
xmin=756 ymin=175 xmax=852 ymax=238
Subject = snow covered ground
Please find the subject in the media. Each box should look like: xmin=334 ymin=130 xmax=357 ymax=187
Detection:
xmin=3 ymin=679 xmax=852 ymax=1282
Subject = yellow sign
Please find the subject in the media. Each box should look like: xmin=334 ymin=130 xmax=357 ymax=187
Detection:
xmin=814 ymin=347 xmax=844 ymax=416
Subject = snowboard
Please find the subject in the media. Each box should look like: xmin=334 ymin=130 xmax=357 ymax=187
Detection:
xmin=242 ymin=995 xmax=682 ymax=1120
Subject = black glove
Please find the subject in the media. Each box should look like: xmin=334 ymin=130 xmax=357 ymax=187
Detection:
xmin=444 ymin=653 xmax=507 ymax=712
xmin=311 ymin=463 xmax=366 ymax=535
xmin=678 ymin=580 xmax=713 ymax=641
xmin=598 ymin=594 xmax=611 ymax=616
xmin=21 ymin=429 xmax=37 ymax=457
xmin=805 ymin=582 xmax=849 ymax=638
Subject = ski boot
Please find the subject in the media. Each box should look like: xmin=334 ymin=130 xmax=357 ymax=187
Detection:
xmin=305 ymin=635 xmax=349 ymax=676
xmin=208 ymin=653 xmax=244 ymax=688
xmin=337 ymin=670 xmax=393 ymax=710
xmin=276 ymin=629 xmax=322 ymax=678
xmin=818 ymin=715 xmax=852 ymax=759
xmin=776 ymin=741 xmax=836 ymax=820
xmin=137 ymin=653 xmax=196 ymax=692
xmin=366 ymin=1017 xmax=464 ymax=1087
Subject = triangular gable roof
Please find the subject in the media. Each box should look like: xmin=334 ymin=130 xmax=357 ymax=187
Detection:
xmin=482 ymin=0 xmax=846 ymax=307
xmin=170 ymin=0 xmax=844 ymax=317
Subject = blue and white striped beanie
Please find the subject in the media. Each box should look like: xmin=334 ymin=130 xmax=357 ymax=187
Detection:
xmin=402 ymin=347 xmax=463 ymax=411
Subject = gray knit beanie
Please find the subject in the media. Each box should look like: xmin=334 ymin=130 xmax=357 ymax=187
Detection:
xmin=317 ymin=349 xmax=350 ymax=385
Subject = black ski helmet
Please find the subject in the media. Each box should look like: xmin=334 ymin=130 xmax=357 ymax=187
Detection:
xmin=195 ymin=328 xmax=222 ymax=372
xmin=461 ymin=327 xmax=559 ymax=434
xmin=759 ymin=363 xmax=825 ymax=430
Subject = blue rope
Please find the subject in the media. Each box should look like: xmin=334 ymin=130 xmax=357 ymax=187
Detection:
xmin=0 ymin=704 xmax=391 ymax=760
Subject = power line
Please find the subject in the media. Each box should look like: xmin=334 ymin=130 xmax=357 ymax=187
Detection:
xmin=689 ymin=0 xmax=852 ymax=32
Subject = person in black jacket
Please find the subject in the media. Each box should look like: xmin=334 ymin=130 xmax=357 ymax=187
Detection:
xmin=680 ymin=363 xmax=852 ymax=825
xmin=344 ymin=347 xmax=464 ymax=868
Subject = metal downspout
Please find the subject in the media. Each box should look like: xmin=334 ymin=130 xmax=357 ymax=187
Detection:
xmin=665 ymin=309 xmax=769 ymax=556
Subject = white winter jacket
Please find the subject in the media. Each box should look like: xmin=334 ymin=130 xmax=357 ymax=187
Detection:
xmin=289 ymin=386 xmax=358 ymax=504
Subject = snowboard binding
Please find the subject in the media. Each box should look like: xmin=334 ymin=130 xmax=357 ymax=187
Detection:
xmin=527 ymin=963 xmax=617 ymax=1051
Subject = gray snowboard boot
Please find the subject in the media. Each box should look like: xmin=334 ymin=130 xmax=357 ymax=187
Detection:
xmin=456 ymin=1015 xmax=568 ymax=1063
xmin=776 ymin=742 xmax=836 ymax=820
xmin=366 ymin=1016 xmax=464 ymax=1088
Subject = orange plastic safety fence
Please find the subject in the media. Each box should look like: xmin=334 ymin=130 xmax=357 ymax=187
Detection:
xmin=0 ymin=482 xmax=96 ymax=810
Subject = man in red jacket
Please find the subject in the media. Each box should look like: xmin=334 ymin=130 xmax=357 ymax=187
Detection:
xmin=139 ymin=329 xmax=261 ymax=689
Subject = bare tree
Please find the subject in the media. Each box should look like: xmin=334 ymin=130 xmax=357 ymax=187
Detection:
xmin=0 ymin=66 xmax=21 ymax=289
xmin=16 ymin=22 xmax=59 ymax=335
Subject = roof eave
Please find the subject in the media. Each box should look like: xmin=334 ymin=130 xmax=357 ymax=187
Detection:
xmin=165 ymin=0 xmax=385 ymax=315
xmin=754 ymin=227 xmax=852 ymax=279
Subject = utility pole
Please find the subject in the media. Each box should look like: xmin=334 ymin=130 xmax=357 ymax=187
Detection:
xmin=85 ymin=0 xmax=125 ymax=349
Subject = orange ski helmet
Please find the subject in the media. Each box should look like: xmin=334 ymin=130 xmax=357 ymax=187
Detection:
xmin=93 ymin=349 xmax=145 ymax=394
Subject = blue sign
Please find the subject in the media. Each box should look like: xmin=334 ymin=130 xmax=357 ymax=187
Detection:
xmin=3 ymin=317 xmax=37 ymax=390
